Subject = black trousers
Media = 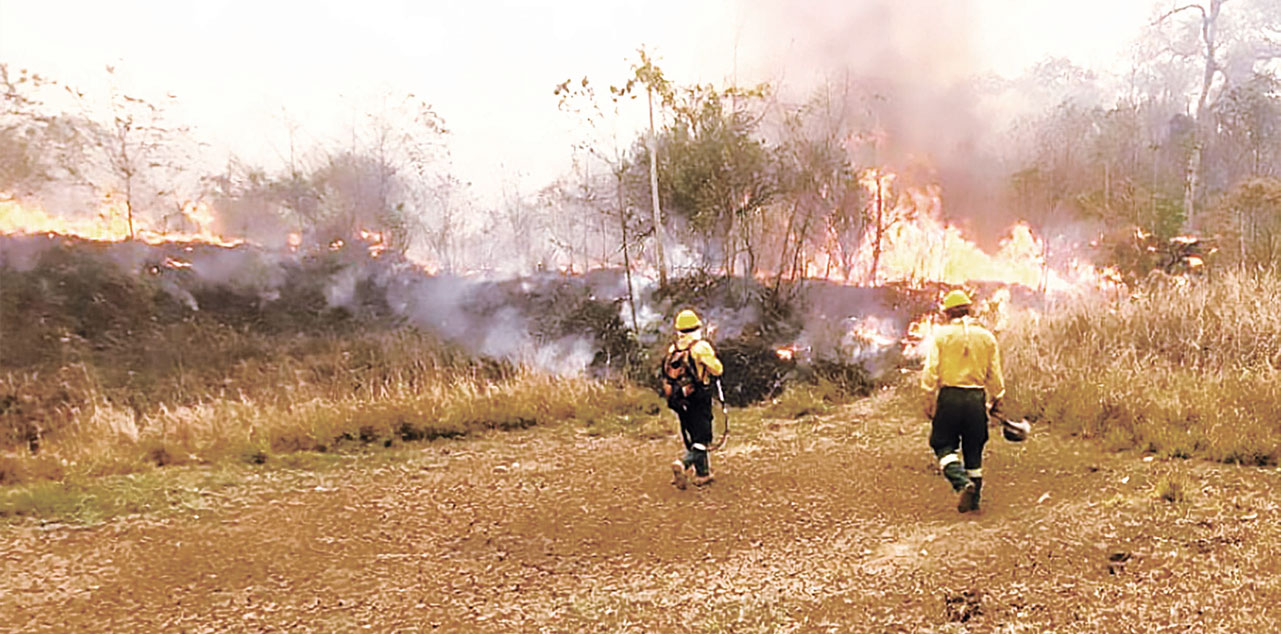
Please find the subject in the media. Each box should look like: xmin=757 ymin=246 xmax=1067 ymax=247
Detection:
xmin=929 ymin=386 xmax=989 ymax=485
xmin=673 ymin=388 xmax=713 ymax=475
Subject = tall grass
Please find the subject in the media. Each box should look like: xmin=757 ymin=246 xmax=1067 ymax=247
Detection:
xmin=0 ymin=328 xmax=664 ymax=485
xmin=1002 ymin=267 xmax=1281 ymax=465
xmin=0 ymin=244 xmax=665 ymax=485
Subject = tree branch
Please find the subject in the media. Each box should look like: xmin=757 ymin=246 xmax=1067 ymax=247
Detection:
xmin=1153 ymin=3 xmax=1206 ymax=26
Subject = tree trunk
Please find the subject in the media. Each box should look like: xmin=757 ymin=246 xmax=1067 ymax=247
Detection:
xmin=1184 ymin=148 xmax=1203 ymax=228
xmin=741 ymin=210 xmax=757 ymax=278
xmin=774 ymin=201 xmax=799 ymax=289
xmin=617 ymin=171 xmax=638 ymax=331
xmin=870 ymin=178 xmax=884 ymax=285
xmin=724 ymin=211 xmax=737 ymax=277
xmin=120 ymin=135 xmax=135 ymax=241
xmin=1103 ymin=162 xmax=1111 ymax=214
xmin=647 ymin=87 xmax=668 ymax=286
xmin=1184 ymin=0 xmax=1223 ymax=229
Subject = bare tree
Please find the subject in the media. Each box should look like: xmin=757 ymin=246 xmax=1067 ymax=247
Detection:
xmin=555 ymin=73 xmax=648 ymax=329
xmin=1153 ymin=0 xmax=1226 ymax=228
xmin=0 ymin=64 xmax=57 ymax=197
xmin=56 ymin=66 xmax=193 ymax=240
xmin=613 ymin=48 xmax=675 ymax=287
xmin=771 ymin=83 xmax=864 ymax=287
xmin=1149 ymin=0 xmax=1281 ymax=228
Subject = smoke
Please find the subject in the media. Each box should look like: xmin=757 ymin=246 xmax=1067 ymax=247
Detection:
xmin=729 ymin=0 xmax=1072 ymax=236
xmin=737 ymin=0 xmax=987 ymax=157
xmin=388 ymin=269 xmax=614 ymax=376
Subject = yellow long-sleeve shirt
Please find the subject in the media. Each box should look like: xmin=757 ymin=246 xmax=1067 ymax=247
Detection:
xmin=672 ymin=332 xmax=723 ymax=384
xmin=920 ymin=316 xmax=1005 ymax=401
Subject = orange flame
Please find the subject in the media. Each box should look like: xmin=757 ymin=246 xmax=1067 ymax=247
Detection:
xmin=0 ymin=197 xmax=242 ymax=247
xmin=359 ymin=229 xmax=388 ymax=258
xmin=902 ymin=313 xmax=939 ymax=359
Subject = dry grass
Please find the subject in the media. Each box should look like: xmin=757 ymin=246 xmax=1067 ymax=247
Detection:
xmin=1002 ymin=267 xmax=1281 ymax=465
xmin=763 ymin=379 xmax=846 ymax=419
xmin=0 ymin=328 xmax=665 ymax=486
xmin=0 ymin=241 xmax=673 ymax=485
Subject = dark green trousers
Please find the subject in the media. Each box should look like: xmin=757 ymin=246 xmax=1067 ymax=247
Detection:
xmin=930 ymin=386 xmax=988 ymax=491
xmin=673 ymin=388 xmax=713 ymax=476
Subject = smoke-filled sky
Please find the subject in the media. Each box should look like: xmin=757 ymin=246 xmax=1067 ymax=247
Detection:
xmin=1 ymin=0 xmax=1154 ymax=204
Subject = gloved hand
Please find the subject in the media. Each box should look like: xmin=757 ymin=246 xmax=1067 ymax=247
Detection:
xmin=989 ymin=397 xmax=1004 ymax=417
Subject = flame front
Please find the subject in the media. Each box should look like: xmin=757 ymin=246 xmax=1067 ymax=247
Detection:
xmin=850 ymin=176 xmax=1059 ymax=290
xmin=0 ymin=196 xmax=243 ymax=247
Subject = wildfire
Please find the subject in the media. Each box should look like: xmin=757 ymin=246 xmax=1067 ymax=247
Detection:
xmin=757 ymin=165 xmax=1131 ymax=299
xmin=902 ymin=312 xmax=938 ymax=359
xmin=858 ymin=167 xmax=897 ymax=200
xmin=851 ymin=182 xmax=1060 ymax=290
xmin=359 ymin=229 xmax=388 ymax=258
xmin=0 ymin=197 xmax=243 ymax=247
xmin=843 ymin=315 xmax=898 ymax=355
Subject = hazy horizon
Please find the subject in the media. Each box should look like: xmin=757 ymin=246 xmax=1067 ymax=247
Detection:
xmin=0 ymin=0 xmax=1155 ymax=207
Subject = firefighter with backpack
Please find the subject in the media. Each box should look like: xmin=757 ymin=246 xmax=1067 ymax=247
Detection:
xmin=661 ymin=309 xmax=724 ymax=489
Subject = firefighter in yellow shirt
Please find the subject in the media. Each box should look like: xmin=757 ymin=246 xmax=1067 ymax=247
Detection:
xmin=921 ymin=290 xmax=1006 ymax=513
xmin=660 ymin=309 xmax=724 ymax=489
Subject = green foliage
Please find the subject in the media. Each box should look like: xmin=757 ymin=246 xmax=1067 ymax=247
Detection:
xmin=1007 ymin=97 xmax=1193 ymax=253
xmin=770 ymin=95 xmax=864 ymax=284
xmin=654 ymin=84 xmax=775 ymax=231
xmin=1091 ymin=213 xmax=1199 ymax=284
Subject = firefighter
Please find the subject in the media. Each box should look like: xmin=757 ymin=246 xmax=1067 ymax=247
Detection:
xmin=921 ymin=289 xmax=1006 ymax=513
xmin=661 ymin=309 xmax=724 ymax=489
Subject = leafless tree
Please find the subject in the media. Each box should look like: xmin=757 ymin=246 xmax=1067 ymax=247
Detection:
xmin=1148 ymin=0 xmax=1281 ymax=227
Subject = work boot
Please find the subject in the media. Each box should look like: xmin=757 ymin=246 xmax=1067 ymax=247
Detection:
xmin=957 ymin=481 xmax=978 ymax=513
xmin=670 ymin=459 xmax=688 ymax=490
xmin=691 ymin=472 xmax=715 ymax=487
xmin=971 ymin=477 xmax=983 ymax=511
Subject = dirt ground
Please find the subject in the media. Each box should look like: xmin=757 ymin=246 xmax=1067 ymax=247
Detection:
xmin=2 ymin=388 xmax=1280 ymax=633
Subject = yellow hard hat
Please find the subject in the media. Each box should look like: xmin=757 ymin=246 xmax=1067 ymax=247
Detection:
xmin=674 ymin=309 xmax=702 ymax=331
xmin=941 ymin=289 xmax=972 ymax=310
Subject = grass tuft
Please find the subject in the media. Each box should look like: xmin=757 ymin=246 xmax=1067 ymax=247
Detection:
xmin=0 ymin=331 xmax=665 ymax=486
xmin=1154 ymin=472 xmax=1191 ymax=503
xmin=1002 ymin=267 xmax=1281 ymax=465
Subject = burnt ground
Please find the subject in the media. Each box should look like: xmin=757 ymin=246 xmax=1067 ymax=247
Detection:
xmin=2 ymin=387 xmax=1280 ymax=633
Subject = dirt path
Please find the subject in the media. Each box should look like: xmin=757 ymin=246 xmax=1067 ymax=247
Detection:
xmin=2 ymin=389 xmax=1280 ymax=632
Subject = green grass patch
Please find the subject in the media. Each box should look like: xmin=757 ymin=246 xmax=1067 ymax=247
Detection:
xmin=0 ymin=466 xmax=243 ymax=525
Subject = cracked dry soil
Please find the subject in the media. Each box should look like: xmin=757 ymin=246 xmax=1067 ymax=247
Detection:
xmin=3 ymin=388 xmax=1280 ymax=633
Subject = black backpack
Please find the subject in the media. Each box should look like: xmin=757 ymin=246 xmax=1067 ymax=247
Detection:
xmin=661 ymin=344 xmax=701 ymax=407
